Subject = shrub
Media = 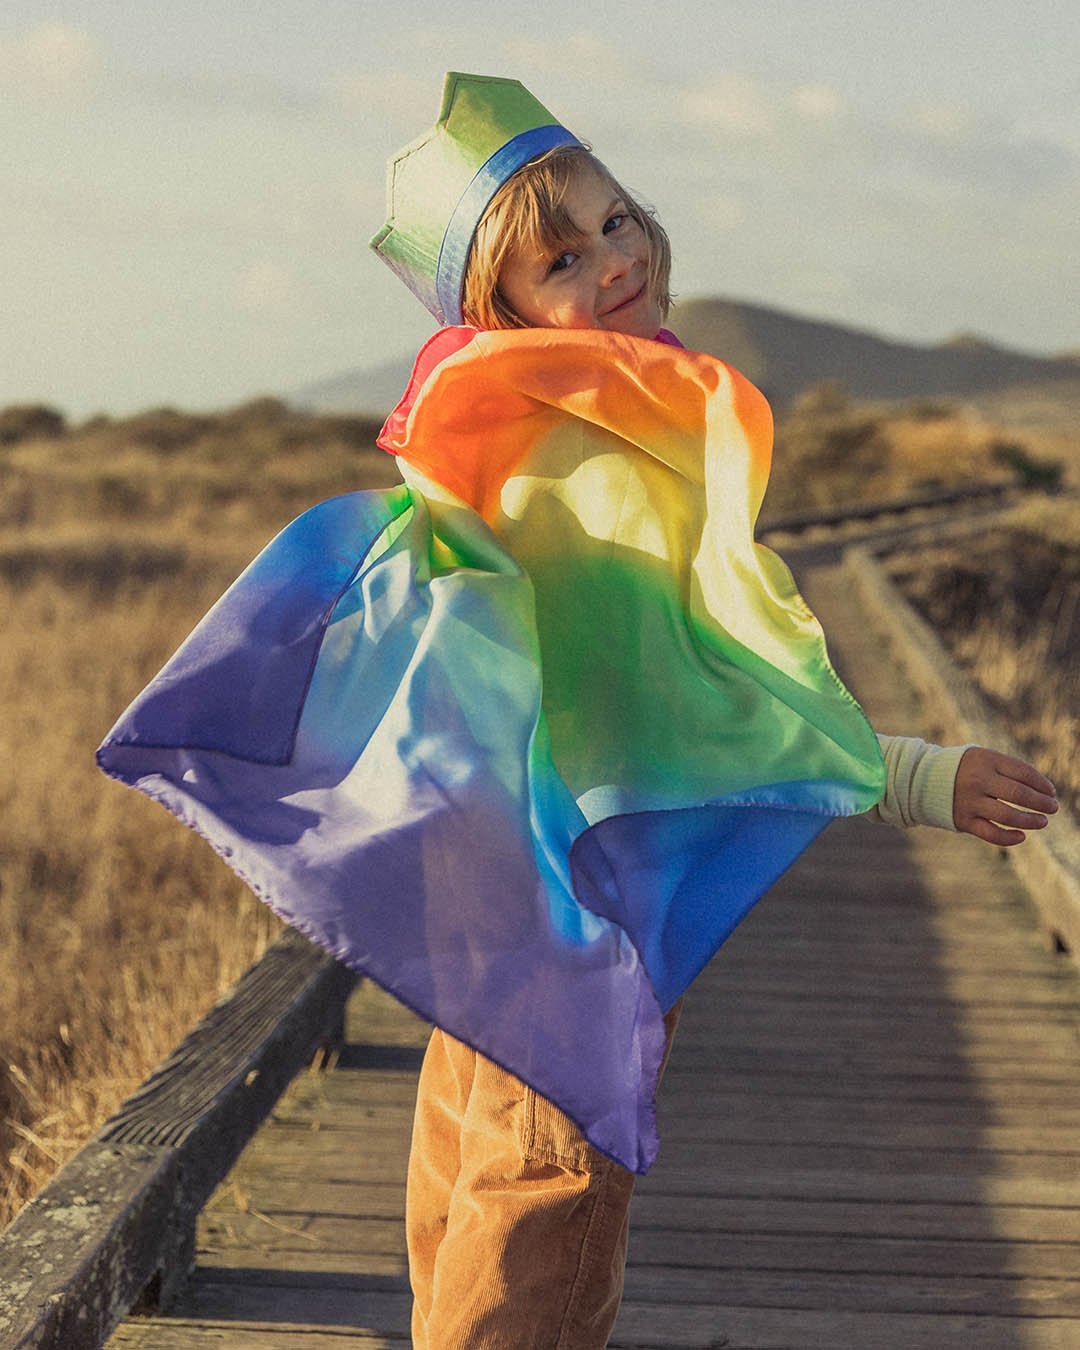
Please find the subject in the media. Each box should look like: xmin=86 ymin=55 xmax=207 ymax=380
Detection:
xmin=990 ymin=441 xmax=1063 ymax=491
xmin=123 ymin=408 xmax=215 ymax=453
xmin=0 ymin=405 xmax=67 ymax=446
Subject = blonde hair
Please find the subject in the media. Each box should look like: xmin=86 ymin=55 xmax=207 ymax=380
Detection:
xmin=461 ymin=145 xmax=671 ymax=331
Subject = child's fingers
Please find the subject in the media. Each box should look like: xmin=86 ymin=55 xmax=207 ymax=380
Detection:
xmin=988 ymin=753 xmax=1058 ymax=805
xmin=985 ymin=776 xmax=1058 ymax=817
xmin=965 ymin=817 xmax=1029 ymax=848
xmin=956 ymin=797 xmax=1049 ymax=839
xmin=1009 ymin=787 xmax=1059 ymax=815
xmin=978 ymin=800 xmax=1050 ymax=832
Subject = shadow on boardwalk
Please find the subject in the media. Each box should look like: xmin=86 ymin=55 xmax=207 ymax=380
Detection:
xmin=619 ymin=819 xmax=1080 ymax=1349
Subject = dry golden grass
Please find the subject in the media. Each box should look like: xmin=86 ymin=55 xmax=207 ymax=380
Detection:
xmin=887 ymin=495 xmax=1080 ymax=818
xmin=766 ymin=383 xmax=1077 ymax=516
xmin=0 ymin=401 xmax=400 ymax=1228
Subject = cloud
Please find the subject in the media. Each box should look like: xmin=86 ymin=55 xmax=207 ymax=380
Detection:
xmin=1 ymin=24 xmax=324 ymax=124
xmin=126 ymin=66 xmax=321 ymax=119
xmin=0 ymin=23 xmax=104 ymax=101
xmin=670 ymin=68 xmax=1076 ymax=205
xmin=333 ymin=41 xmax=631 ymax=132
xmin=792 ymin=84 xmax=844 ymax=126
xmin=909 ymin=100 xmax=1073 ymax=168
xmin=913 ymin=104 xmax=974 ymax=142
xmin=236 ymin=259 xmax=306 ymax=318
xmin=333 ymin=71 xmax=439 ymax=122
xmin=678 ymin=74 xmax=777 ymax=140
xmin=883 ymin=106 xmax=1076 ymax=194
xmin=500 ymin=35 xmax=631 ymax=85
xmin=674 ymin=76 xmax=845 ymax=146
xmin=682 ymin=191 xmax=748 ymax=234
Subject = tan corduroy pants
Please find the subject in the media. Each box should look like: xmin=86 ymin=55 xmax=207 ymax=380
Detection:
xmin=406 ymin=1003 xmax=682 ymax=1349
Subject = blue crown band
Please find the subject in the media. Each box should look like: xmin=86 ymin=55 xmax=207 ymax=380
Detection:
xmin=435 ymin=123 xmax=585 ymax=326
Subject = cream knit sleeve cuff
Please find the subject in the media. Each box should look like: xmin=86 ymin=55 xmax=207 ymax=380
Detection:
xmin=869 ymin=735 xmax=974 ymax=832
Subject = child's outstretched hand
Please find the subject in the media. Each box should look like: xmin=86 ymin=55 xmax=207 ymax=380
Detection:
xmin=954 ymin=748 xmax=1058 ymax=846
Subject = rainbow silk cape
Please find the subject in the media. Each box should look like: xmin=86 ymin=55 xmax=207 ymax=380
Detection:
xmin=98 ymin=327 xmax=885 ymax=1172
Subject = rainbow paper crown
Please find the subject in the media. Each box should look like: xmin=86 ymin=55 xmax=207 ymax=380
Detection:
xmin=370 ymin=72 xmax=584 ymax=326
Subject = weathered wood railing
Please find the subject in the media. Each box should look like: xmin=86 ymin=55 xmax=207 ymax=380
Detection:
xmin=843 ymin=536 xmax=1080 ymax=959
xmin=0 ymin=930 xmax=356 ymax=1349
xmin=758 ymin=478 xmax=1019 ymax=537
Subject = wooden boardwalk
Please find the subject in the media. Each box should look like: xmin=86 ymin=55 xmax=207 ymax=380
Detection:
xmin=110 ymin=560 xmax=1080 ymax=1349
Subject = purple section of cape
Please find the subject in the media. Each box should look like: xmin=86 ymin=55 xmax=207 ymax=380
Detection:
xmin=98 ymin=487 xmax=669 ymax=1170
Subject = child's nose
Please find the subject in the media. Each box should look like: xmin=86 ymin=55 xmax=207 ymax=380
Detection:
xmin=599 ymin=241 xmax=633 ymax=283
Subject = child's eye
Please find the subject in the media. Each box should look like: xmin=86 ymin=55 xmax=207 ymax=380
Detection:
xmin=548 ymin=252 xmax=577 ymax=275
xmin=603 ymin=214 xmax=627 ymax=234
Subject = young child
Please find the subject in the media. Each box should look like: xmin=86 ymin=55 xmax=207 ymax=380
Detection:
xmin=100 ymin=73 xmax=1057 ymax=1348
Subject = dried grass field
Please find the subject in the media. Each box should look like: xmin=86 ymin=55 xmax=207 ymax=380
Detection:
xmin=0 ymin=391 xmax=1076 ymax=1229
xmin=0 ymin=401 xmax=399 ymax=1225
xmin=887 ymin=495 xmax=1080 ymax=820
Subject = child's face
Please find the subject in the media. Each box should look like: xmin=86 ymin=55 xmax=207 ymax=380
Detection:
xmin=497 ymin=164 xmax=663 ymax=339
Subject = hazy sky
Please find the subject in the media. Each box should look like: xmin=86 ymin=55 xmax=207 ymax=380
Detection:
xmin=4 ymin=1 xmax=1078 ymax=418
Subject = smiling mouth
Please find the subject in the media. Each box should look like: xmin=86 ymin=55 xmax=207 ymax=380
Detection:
xmin=602 ymin=284 xmax=646 ymax=317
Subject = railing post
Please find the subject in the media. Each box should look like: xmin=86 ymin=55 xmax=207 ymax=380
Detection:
xmin=0 ymin=930 xmax=358 ymax=1347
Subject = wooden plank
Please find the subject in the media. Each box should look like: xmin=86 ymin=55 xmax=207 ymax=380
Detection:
xmin=290 ymin=1084 xmax=1080 ymax=1129
xmin=201 ymin=1248 xmax=408 ymax=1275
xmin=712 ymin=893 xmax=1030 ymax=932
xmin=659 ymin=1071 xmax=1080 ymax=1108
xmin=626 ymin=1231 xmax=1080 ymax=1279
xmin=199 ymin=1207 xmax=406 ymax=1259
xmin=663 ymin=1088 xmax=1080 ymax=1127
xmin=634 ymin=1166 xmax=1080 ymax=1207
xmin=270 ymin=1086 xmax=1080 ymax=1131
xmin=662 ymin=1045 xmax=1080 ymax=1086
xmin=692 ymin=1018 xmax=1077 ymax=1046
xmin=679 ymin=973 xmax=1080 ymax=1011
xmin=609 ymin=1301 xmax=1080 ymax=1349
xmin=279 ymin=1053 xmax=1080 ymax=1107
xmin=274 ymin=1069 xmax=420 ymax=1101
xmin=112 ymin=1306 xmax=1080 ymax=1350
xmin=683 ymin=982 xmax=1080 ymax=1015
xmin=233 ymin=1125 xmax=1079 ymax=1181
xmin=199 ymin=1199 xmax=1080 ymax=1258
xmin=619 ymin=1265 xmax=1080 ymax=1317
xmin=647 ymin=1152 xmax=1080 ymax=1193
xmin=202 ymin=1177 xmax=1080 ymax=1244
xmin=701 ymin=969 xmax=1080 ymax=1003
xmin=659 ymin=1119 xmax=1080 ymax=1154
xmin=119 ymin=1257 xmax=1080 ymax=1321
xmin=131 ymin=1280 xmax=413 ymax=1334
xmin=194 ymin=1230 xmax=1080 ymax=1282
xmin=111 ymin=1327 xmax=401 ymax=1348
xmin=711 ymin=935 xmax=1062 ymax=968
xmin=255 ymin=1099 xmax=1080 ymax=1154
xmin=113 ymin=1276 xmax=1080 ymax=1350
xmin=712 ymin=946 xmax=1076 ymax=978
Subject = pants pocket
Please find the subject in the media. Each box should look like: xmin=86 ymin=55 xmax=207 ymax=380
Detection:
xmin=520 ymin=996 xmax=685 ymax=1172
xmin=519 ymin=1082 xmax=600 ymax=1172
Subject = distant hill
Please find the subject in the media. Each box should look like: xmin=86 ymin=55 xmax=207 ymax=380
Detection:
xmin=293 ymin=356 xmax=421 ymax=420
xmin=292 ymin=297 xmax=1080 ymax=417
xmin=672 ymin=298 xmax=1080 ymax=410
